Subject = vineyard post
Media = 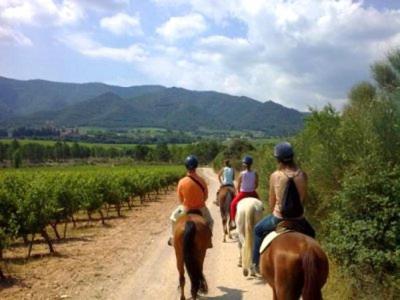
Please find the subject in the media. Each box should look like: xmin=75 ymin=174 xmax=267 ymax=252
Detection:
xmin=63 ymin=220 xmax=68 ymax=239
xmin=27 ymin=233 xmax=35 ymax=258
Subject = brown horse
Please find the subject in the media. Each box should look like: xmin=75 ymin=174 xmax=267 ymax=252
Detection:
xmin=174 ymin=210 xmax=212 ymax=300
xmin=260 ymin=231 xmax=329 ymax=300
xmin=217 ymin=185 xmax=235 ymax=242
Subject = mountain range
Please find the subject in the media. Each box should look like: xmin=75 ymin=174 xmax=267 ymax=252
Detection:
xmin=0 ymin=76 xmax=306 ymax=136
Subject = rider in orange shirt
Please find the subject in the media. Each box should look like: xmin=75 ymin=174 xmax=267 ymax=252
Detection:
xmin=168 ymin=155 xmax=214 ymax=246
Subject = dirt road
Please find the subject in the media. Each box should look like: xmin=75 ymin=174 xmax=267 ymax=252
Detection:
xmin=114 ymin=168 xmax=272 ymax=299
xmin=1 ymin=168 xmax=272 ymax=299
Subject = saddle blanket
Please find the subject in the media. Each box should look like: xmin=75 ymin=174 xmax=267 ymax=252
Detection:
xmin=260 ymin=230 xmax=291 ymax=254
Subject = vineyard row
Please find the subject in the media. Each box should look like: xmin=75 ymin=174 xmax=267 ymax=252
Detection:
xmin=0 ymin=166 xmax=183 ymax=258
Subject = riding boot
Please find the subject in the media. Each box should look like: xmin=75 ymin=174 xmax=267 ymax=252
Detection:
xmin=250 ymin=263 xmax=260 ymax=277
xmin=167 ymin=236 xmax=173 ymax=246
xmin=214 ymin=191 xmax=220 ymax=206
xmin=229 ymin=220 xmax=236 ymax=230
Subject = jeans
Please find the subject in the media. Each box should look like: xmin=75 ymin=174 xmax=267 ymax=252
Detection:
xmin=252 ymin=215 xmax=282 ymax=266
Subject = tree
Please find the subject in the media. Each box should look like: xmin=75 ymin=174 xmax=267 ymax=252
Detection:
xmin=12 ymin=149 xmax=22 ymax=168
xmin=154 ymin=143 xmax=171 ymax=162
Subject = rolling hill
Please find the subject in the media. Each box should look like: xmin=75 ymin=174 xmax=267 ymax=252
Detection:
xmin=0 ymin=76 xmax=306 ymax=136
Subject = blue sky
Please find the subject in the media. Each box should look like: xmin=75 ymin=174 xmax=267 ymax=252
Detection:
xmin=1 ymin=0 xmax=400 ymax=111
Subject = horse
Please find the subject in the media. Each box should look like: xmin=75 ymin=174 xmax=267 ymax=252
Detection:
xmin=259 ymin=224 xmax=329 ymax=300
xmin=173 ymin=210 xmax=212 ymax=300
xmin=235 ymin=197 xmax=264 ymax=276
xmin=217 ymin=185 xmax=235 ymax=242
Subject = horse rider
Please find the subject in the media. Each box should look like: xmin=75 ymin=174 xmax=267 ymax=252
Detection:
xmin=168 ymin=155 xmax=214 ymax=247
xmin=252 ymin=142 xmax=315 ymax=273
xmin=214 ymin=159 xmax=235 ymax=205
xmin=229 ymin=155 xmax=259 ymax=229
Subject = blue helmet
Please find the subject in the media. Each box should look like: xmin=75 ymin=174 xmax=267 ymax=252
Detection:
xmin=242 ymin=155 xmax=253 ymax=166
xmin=274 ymin=142 xmax=294 ymax=162
xmin=185 ymin=155 xmax=198 ymax=170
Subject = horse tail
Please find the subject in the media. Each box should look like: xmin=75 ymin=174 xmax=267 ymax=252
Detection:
xmin=301 ymin=248 xmax=323 ymax=300
xmin=183 ymin=220 xmax=203 ymax=297
xmin=243 ymin=202 xmax=255 ymax=270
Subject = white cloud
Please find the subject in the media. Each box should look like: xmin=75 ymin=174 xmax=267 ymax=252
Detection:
xmin=0 ymin=26 xmax=32 ymax=46
xmin=150 ymin=0 xmax=400 ymax=110
xmin=60 ymin=33 xmax=147 ymax=62
xmin=100 ymin=13 xmax=142 ymax=36
xmin=156 ymin=13 xmax=207 ymax=41
xmin=0 ymin=0 xmax=84 ymax=26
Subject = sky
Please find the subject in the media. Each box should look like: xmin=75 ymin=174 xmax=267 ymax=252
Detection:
xmin=1 ymin=0 xmax=400 ymax=111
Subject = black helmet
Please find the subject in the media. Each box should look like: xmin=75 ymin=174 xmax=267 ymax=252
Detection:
xmin=185 ymin=155 xmax=198 ymax=170
xmin=274 ymin=142 xmax=294 ymax=162
xmin=242 ymin=155 xmax=253 ymax=166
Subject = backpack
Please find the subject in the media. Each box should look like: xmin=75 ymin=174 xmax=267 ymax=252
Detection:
xmin=280 ymin=171 xmax=304 ymax=218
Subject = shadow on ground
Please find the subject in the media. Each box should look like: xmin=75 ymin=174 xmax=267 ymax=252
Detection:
xmin=200 ymin=286 xmax=246 ymax=299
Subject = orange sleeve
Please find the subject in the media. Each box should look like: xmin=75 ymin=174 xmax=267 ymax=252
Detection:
xmin=177 ymin=180 xmax=184 ymax=203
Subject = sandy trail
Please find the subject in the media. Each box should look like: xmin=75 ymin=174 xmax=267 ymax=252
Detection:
xmin=114 ymin=167 xmax=272 ymax=300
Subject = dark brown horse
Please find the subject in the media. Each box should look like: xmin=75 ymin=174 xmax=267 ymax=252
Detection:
xmin=217 ymin=186 xmax=235 ymax=242
xmin=260 ymin=231 xmax=329 ymax=300
xmin=174 ymin=211 xmax=212 ymax=300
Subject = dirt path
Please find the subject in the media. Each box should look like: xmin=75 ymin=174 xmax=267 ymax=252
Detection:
xmin=113 ymin=168 xmax=273 ymax=299
xmin=1 ymin=168 xmax=272 ymax=299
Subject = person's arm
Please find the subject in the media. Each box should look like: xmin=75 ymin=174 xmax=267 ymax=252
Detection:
xmin=200 ymin=177 xmax=208 ymax=201
xmin=237 ymin=174 xmax=242 ymax=192
xmin=218 ymin=168 xmax=223 ymax=184
xmin=268 ymin=173 xmax=276 ymax=211
xmin=298 ymin=171 xmax=308 ymax=203
xmin=254 ymin=171 xmax=259 ymax=190
xmin=177 ymin=181 xmax=184 ymax=204
xmin=232 ymin=167 xmax=235 ymax=181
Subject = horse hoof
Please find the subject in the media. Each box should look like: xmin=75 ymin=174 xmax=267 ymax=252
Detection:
xmin=243 ymin=269 xmax=249 ymax=277
xmin=237 ymin=263 xmax=242 ymax=268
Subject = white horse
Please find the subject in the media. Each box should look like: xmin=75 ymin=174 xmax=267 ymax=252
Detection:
xmin=235 ymin=197 xmax=264 ymax=277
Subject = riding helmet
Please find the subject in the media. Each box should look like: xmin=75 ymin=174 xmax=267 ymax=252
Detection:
xmin=185 ymin=155 xmax=199 ymax=170
xmin=274 ymin=142 xmax=294 ymax=162
xmin=242 ymin=155 xmax=253 ymax=166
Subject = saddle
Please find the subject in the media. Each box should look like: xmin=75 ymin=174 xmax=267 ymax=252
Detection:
xmin=260 ymin=219 xmax=315 ymax=254
xmin=186 ymin=209 xmax=203 ymax=217
xmin=276 ymin=220 xmax=313 ymax=237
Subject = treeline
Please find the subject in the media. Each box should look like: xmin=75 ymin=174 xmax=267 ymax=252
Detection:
xmin=3 ymin=126 xmax=198 ymax=144
xmin=293 ymin=51 xmax=400 ymax=298
xmin=0 ymin=139 xmax=222 ymax=167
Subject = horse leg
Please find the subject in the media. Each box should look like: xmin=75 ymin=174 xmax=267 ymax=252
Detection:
xmin=227 ymin=216 xmax=232 ymax=239
xmin=222 ymin=217 xmax=227 ymax=243
xmin=198 ymin=250 xmax=208 ymax=295
xmin=237 ymin=241 xmax=242 ymax=267
xmin=272 ymin=288 xmax=278 ymax=300
xmin=177 ymin=259 xmax=185 ymax=300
